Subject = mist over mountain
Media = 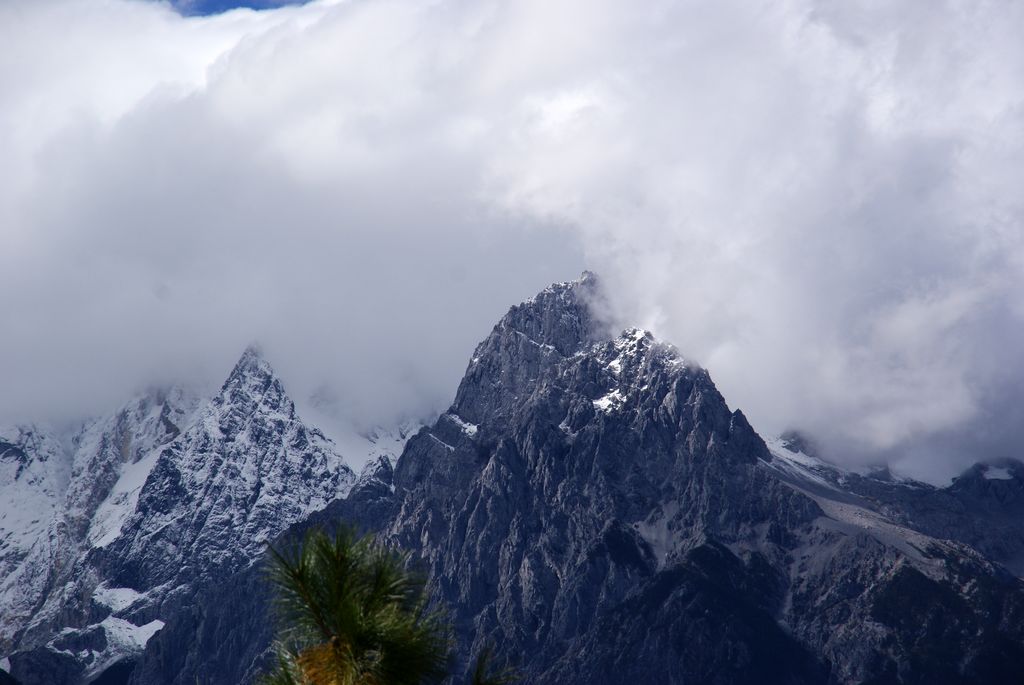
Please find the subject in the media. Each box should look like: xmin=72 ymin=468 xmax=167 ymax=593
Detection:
xmin=4 ymin=1 xmax=1024 ymax=682
xmin=4 ymin=274 xmax=1024 ymax=685
xmin=2 ymin=0 xmax=1024 ymax=480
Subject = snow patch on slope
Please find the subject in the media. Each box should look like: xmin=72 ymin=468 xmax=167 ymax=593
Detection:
xmin=763 ymin=435 xmax=957 ymax=579
xmin=763 ymin=436 xmax=840 ymax=490
xmin=0 ymin=425 xmax=70 ymax=559
xmin=0 ymin=425 xmax=72 ymax=645
xmin=81 ymin=617 xmax=165 ymax=681
xmin=445 ymin=412 xmax=478 ymax=437
xmin=983 ymin=466 xmax=1014 ymax=480
xmin=88 ymin=448 xmax=164 ymax=548
xmin=593 ymin=390 xmax=626 ymax=412
xmin=92 ymin=585 xmax=145 ymax=612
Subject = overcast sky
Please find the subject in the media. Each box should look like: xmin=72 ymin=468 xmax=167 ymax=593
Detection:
xmin=2 ymin=0 xmax=1023 ymax=482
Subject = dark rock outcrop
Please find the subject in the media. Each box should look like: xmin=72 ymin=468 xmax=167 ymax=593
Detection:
xmin=8 ymin=274 xmax=1024 ymax=685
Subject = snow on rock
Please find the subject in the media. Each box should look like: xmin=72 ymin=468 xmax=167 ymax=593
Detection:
xmin=99 ymin=616 xmax=164 ymax=652
xmin=92 ymin=585 xmax=145 ymax=612
xmin=762 ymin=436 xmax=842 ymax=490
xmin=101 ymin=346 xmax=358 ymax=586
xmin=1 ymin=388 xmax=202 ymax=652
xmin=603 ymin=328 xmax=652 ymax=376
xmin=590 ymin=328 xmax=688 ymax=414
xmin=351 ymin=422 xmax=422 ymax=494
xmin=0 ymin=425 xmax=72 ymax=648
xmin=0 ymin=425 xmax=70 ymax=559
xmin=88 ymin=449 xmax=164 ymax=549
xmin=296 ymin=391 xmax=422 ymax=473
xmin=2 ymin=346 xmax=369 ymax=673
xmin=445 ymin=412 xmax=478 ymax=437
xmin=983 ymin=466 xmax=1014 ymax=480
xmin=593 ymin=390 xmax=626 ymax=412
xmin=761 ymin=434 xmax=967 ymax=579
xmin=11 ymin=273 xmax=1024 ymax=685
xmin=68 ymin=387 xmax=203 ymax=547
xmin=364 ymin=420 xmax=422 ymax=464
xmin=79 ymin=617 xmax=165 ymax=681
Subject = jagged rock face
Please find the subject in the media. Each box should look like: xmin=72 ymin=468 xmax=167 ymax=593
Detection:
xmin=65 ymin=388 xmax=201 ymax=546
xmin=765 ymin=435 xmax=1024 ymax=577
xmin=897 ymin=464 xmax=1024 ymax=575
xmin=379 ymin=276 xmax=1024 ymax=683
xmin=2 ymin=349 xmax=359 ymax=685
xmin=761 ymin=438 xmax=1024 ymax=683
xmin=0 ymin=391 xmax=203 ymax=675
xmin=121 ymin=424 xmax=419 ymax=685
xmin=101 ymin=347 xmax=355 ymax=591
xmin=8 ymin=275 xmax=1024 ymax=685
xmin=540 ymin=541 xmax=825 ymax=685
xmin=110 ymin=275 xmax=1024 ymax=685
xmin=380 ymin=278 xmax=823 ymax=681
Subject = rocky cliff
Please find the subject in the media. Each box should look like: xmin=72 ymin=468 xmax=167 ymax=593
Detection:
xmin=5 ymin=274 xmax=1024 ymax=684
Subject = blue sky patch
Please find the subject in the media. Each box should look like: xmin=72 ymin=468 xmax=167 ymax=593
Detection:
xmin=170 ymin=0 xmax=311 ymax=16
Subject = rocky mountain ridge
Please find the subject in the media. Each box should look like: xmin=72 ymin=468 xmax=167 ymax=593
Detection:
xmin=0 ymin=349 xmax=400 ymax=684
xmin=763 ymin=433 xmax=1024 ymax=576
xmin=4 ymin=273 xmax=1024 ymax=684
xmin=368 ymin=274 xmax=1024 ymax=683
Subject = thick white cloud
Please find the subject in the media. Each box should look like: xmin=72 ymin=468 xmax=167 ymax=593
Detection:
xmin=0 ymin=0 xmax=583 ymax=432
xmin=1 ymin=0 xmax=1022 ymax=481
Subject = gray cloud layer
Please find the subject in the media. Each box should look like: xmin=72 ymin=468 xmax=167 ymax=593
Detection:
xmin=2 ymin=0 xmax=1022 ymax=482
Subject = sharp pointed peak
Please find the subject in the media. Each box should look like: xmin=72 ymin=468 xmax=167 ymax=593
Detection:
xmin=222 ymin=342 xmax=277 ymax=389
xmin=212 ymin=343 xmax=300 ymax=421
xmin=239 ymin=342 xmax=265 ymax=363
xmin=488 ymin=272 xmax=611 ymax=357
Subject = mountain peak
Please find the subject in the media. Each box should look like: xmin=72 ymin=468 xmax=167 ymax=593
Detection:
xmin=227 ymin=342 xmax=268 ymax=376
xmin=13 ymin=274 xmax=1024 ymax=685
xmin=499 ymin=271 xmax=609 ymax=355
xmin=951 ymin=459 xmax=1024 ymax=489
xmin=450 ymin=274 xmax=610 ymax=424
xmin=219 ymin=343 xmax=279 ymax=394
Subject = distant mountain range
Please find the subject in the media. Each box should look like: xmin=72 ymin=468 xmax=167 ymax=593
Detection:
xmin=3 ymin=273 xmax=1023 ymax=684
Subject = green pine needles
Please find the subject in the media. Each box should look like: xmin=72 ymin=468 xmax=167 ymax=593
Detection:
xmin=262 ymin=525 xmax=516 ymax=685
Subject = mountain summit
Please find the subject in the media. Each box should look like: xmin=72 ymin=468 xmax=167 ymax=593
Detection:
xmin=359 ymin=273 xmax=1024 ymax=684
xmin=2 ymin=347 xmax=360 ymax=684
xmin=5 ymin=274 xmax=1024 ymax=684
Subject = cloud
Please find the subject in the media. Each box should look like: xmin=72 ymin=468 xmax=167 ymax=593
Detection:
xmin=0 ymin=0 xmax=583 ymax=432
xmin=2 ymin=0 xmax=1022 ymax=481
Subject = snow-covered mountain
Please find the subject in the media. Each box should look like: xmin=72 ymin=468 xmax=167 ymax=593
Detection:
xmin=4 ymin=273 xmax=1024 ymax=684
xmin=0 ymin=348 xmax=414 ymax=684
xmin=0 ymin=388 xmax=206 ymax=679
xmin=0 ymin=425 xmax=71 ymax=650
